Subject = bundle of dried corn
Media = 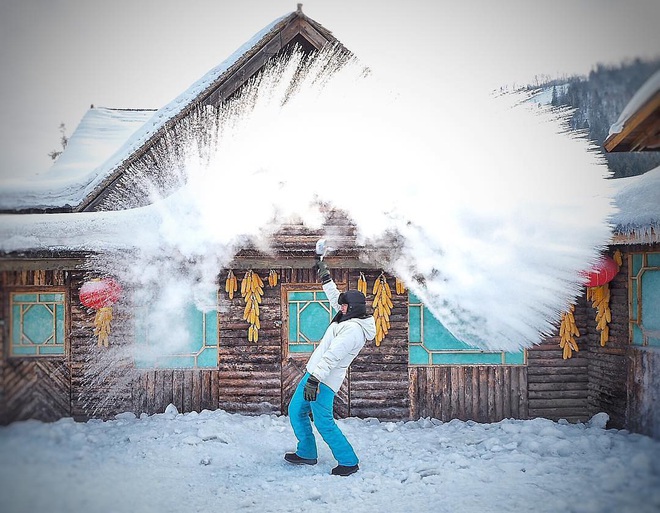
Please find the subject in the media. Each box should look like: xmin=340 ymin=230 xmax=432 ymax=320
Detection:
xmin=372 ymin=272 xmax=392 ymax=346
xmin=268 ymin=270 xmax=279 ymax=287
xmin=241 ymin=270 xmax=264 ymax=342
xmin=559 ymin=304 xmax=580 ymax=359
xmin=587 ymin=284 xmax=612 ymax=346
xmin=225 ymin=270 xmax=238 ymax=299
xmin=357 ymin=272 xmax=367 ymax=295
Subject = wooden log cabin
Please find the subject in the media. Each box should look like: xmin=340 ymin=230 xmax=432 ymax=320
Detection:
xmin=0 ymin=7 xmax=658 ymax=439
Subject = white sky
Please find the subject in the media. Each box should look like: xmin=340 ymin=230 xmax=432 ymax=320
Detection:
xmin=1 ymin=407 xmax=658 ymax=512
xmin=1 ymin=0 xmax=659 ymax=180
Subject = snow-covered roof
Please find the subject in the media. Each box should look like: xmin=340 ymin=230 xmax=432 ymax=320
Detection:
xmin=608 ymin=70 xmax=660 ymax=137
xmin=0 ymin=107 xmax=153 ymax=210
xmin=0 ymin=12 xmax=292 ymax=212
xmin=610 ymin=165 xmax=660 ymax=243
xmin=605 ymin=70 xmax=660 ymax=152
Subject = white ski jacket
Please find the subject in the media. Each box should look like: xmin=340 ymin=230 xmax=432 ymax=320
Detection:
xmin=306 ymin=280 xmax=377 ymax=393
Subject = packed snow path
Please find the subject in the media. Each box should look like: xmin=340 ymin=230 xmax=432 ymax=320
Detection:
xmin=0 ymin=407 xmax=658 ymax=513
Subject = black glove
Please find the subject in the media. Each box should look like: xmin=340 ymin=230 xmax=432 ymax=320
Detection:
xmin=315 ymin=259 xmax=331 ymax=284
xmin=303 ymin=375 xmax=320 ymax=401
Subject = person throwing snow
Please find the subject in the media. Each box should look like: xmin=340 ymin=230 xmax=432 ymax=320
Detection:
xmin=284 ymin=257 xmax=376 ymax=476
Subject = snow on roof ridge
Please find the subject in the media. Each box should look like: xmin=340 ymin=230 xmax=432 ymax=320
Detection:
xmin=0 ymin=11 xmax=295 ymax=212
xmin=608 ymin=70 xmax=660 ymax=137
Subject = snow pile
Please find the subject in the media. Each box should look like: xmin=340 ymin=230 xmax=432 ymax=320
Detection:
xmin=0 ymin=408 xmax=658 ymax=513
xmin=0 ymin=46 xmax=615 ymax=352
xmin=610 ymin=165 xmax=660 ymax=242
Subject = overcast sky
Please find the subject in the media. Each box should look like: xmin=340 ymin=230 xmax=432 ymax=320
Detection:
xmin=1 ymin=0 xmax=659 ymax=181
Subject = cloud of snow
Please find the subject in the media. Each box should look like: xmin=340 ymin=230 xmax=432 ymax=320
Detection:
xmin=0 ymin=46 xmax=614 ymax=360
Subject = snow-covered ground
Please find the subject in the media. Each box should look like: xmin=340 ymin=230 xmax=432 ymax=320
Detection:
xmin=0 ymin=407 xmax=658 ymax=513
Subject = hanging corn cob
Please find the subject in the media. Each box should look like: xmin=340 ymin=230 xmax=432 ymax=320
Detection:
xmin=225 ymin=270 xmax=238 ymax=299
xmin=268 ymin=269 xmax=279 ymax=287
xmin=357 ymin=272 xmax=367 ymax=295
xmin=613 ymin=249 xmax=623 ymax=268
xmin=241 ymin=270 xmax=264 ymax=342
xmin=587 ymin=284 xmax=612 ymax=346
xmin=559 ymin=304 xmax=580 ymax=359
xmin=395 ymin=278 xmax=406 ymax=295
xmin=372 ymin=272 xmax=392 ymax=346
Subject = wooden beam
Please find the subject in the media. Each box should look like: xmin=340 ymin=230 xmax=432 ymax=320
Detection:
xmin=604 ymin=91 xmax=660 ymax=152
xmin=0 ymin=258 xmax=85 ymax=271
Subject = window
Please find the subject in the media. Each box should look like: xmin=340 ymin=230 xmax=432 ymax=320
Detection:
xmin=629 ymin=251 xmax=660 ymax=347
xmin=408 ymin=293 xmax=525 ymax=365
xmin=10 ymin=291 xmax=66 ymax=357
xmin=287 ymin=290 xmax=336 ymax=354
xmin=134 ymin=294 xmax=218 ymax=368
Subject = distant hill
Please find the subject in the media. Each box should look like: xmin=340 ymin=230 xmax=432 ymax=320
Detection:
xmin=531 ymin=58 xmax=660 ymax=178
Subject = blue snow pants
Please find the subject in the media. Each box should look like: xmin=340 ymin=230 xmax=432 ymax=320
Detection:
xmin=288 ymin=373 xmax=359 ymax=467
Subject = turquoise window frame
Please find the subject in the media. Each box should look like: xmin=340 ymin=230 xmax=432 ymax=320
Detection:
xmin=134 ymin=293 xmax=219 ymax=369
xmin=286 ymin=289 xmax=337 ymax=355
xmin=629 ymin=251 xmax=660 ymax=347
xmin=408 ymin=293 xmax=526 ymax=365
xmin=9 ymin=290 xmax=66 ymax=357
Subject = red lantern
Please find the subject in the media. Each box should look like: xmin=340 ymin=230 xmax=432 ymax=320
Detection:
xmin=79 ymin=278 xmax=122 ymax=347
xmin=583 ymin=256 xmax=619 ymax=287
xmin=80 ymin=278 xmax=121 ymax=309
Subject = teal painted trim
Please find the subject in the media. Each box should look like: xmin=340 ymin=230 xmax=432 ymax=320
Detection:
xmin=10 ymin=292 xmax=66 ymax=358
xmin=631 ymin=278 xmax=638 ymax=322
xmin=197 ymin=348 xmax=218 ymax=367
xmin=287 ymin=290 xmax=334 ymax=354
xmin=409 ymin=305 xmax=422 ymax=343
xmin=648 ymin=252 xmax=660 ymax=267
xmin=632 ymin=254 xmax=643 ymax=275
xmin=641 ymin=269 xmax=660 ymax=334
xmin=408 ymin=292 xmax=525 ymax=366
xmin=133 ymin=292 xmax=219 ymax=369
xmin=432 ymin=352 xmax=503 ymax=365
xmin=11 ymin=346 xmax=37 ymax=356
xmin=409 ymin=344 xmax=430 ymax=365
xmin=504 ymin=351 xmax=525 ymax=364
xmin=289 ymin=292 xmax=316 ymax=301
xmin=39 ymin=345 xmax=65 ymax=355
xmin=632 ymin=324 xmax=643 ymax=345
xmin=39 ymin=293 xmax=64 ymax=302
xmin=290 ymin=344 xmax=316 ymax=353
xmin=12 ymin=293 xmax=37 ymax=302
xmin=160 ymin=356 xmax=194 ymax=368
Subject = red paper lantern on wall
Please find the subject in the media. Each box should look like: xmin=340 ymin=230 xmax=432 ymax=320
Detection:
xmin=583 ymin=256 xmax=619 ymax=287
xmin=79 ymin=278 xmax=122 ymax=347
xmin=80 ymin=278 xmax=121 ymax=309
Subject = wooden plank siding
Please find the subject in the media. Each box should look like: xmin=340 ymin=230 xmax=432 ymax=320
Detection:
xmin=409 ymin=365 xmax=528 ymax=423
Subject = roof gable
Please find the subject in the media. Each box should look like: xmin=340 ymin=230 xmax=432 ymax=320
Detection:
xmin=604 ymin=70 xmax=660 ymax=152
xmin=77 ymin=9 xmax=343 ymax=212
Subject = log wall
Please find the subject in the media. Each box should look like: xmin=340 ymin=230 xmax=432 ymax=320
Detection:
xmin=2 ymin=245 xmax=658 ymax=441
xmin=585 ymin=252 xmax=629 ymax=429
xmin=525 ymin=293 xmax=591 ymax=423
xmin=348 ymin=270 xmax=409 ymax=421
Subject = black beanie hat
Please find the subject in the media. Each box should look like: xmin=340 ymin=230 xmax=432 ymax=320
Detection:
xmin=334 ymin=290 xmax=368 ymax=323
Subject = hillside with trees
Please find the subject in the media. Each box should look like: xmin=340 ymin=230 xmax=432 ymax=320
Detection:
xmin=540 ymin=58 xmax=660 ymax=178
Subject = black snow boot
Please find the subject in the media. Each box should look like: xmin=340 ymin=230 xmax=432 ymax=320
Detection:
xmin=331 ymin=464 xmax=359 ymax=476
xmin=284 ymin=453 xmax=317 ymax=465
